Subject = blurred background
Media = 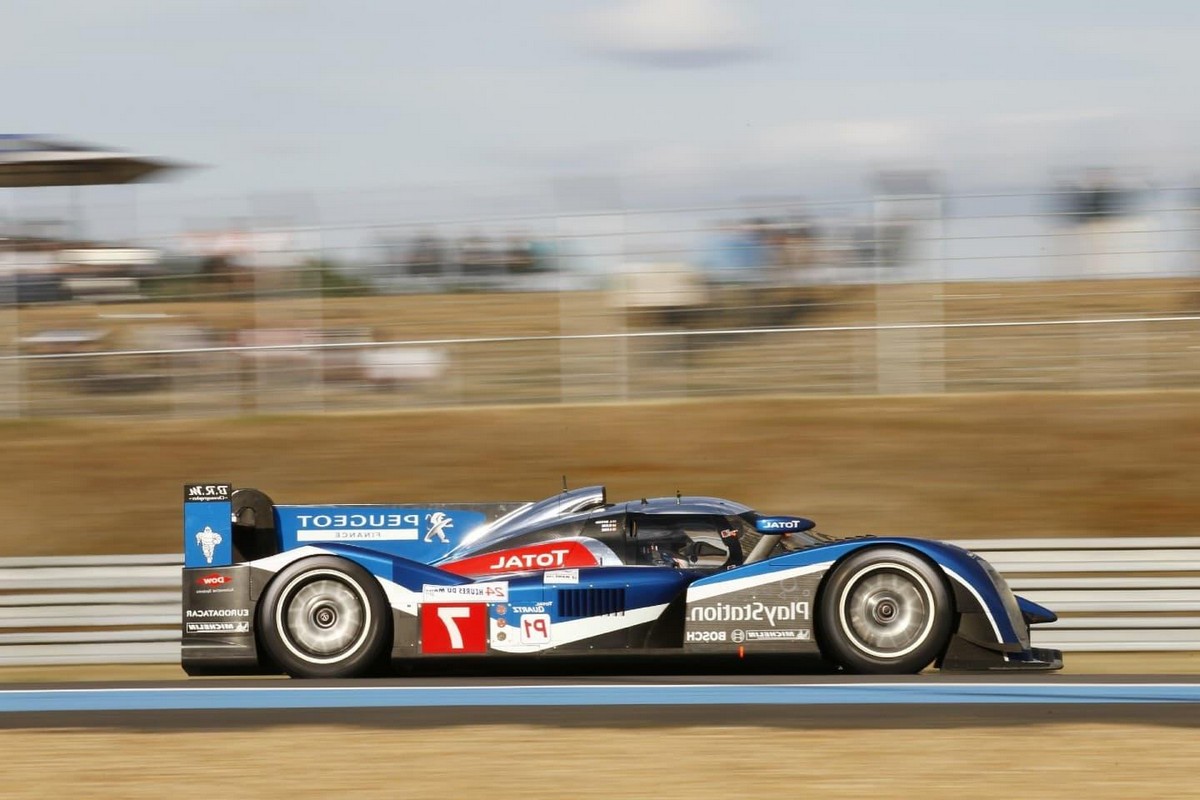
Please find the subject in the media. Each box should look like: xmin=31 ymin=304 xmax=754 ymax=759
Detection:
xmin=5 ymin=4 xmax=1200 ymax=796
xmin=3 ymin=0 xmax=1200 ymax=549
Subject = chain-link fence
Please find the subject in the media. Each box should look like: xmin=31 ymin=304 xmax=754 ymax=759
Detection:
xmin=2 ymin=185 xmax=1199 ymax=417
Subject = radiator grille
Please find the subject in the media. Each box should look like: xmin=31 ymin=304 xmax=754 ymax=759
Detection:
xmin=558 ymin=588 xmax=626 ymax=618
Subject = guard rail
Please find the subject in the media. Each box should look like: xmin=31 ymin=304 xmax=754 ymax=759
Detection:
xmin=1 ymin=538 xmax=1198 ymax=666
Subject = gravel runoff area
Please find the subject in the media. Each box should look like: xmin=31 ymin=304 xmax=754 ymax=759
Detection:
xmin=4 ymin=722 xmax=1199 ymax=799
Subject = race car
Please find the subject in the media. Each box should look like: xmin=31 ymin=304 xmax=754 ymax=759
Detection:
xmin=180 ymin=483 xmax=1062 ymax=678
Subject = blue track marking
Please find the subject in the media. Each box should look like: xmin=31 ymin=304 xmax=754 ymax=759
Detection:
xmin=2 ymin=682 xmax=1200 ymax=713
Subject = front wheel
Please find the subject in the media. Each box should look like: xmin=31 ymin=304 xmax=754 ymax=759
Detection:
xmin=257 ymin=556 xmax=391 ymax=678
xmin=817 ymin=548 xmax=954 ymax=674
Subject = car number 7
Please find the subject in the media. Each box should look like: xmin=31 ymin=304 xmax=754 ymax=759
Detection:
xmin=437 ymin=606 xmax=473 ymax=649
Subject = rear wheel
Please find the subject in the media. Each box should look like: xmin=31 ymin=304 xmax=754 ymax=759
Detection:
xmin=817 ymin=548 xmax=953 ymax=674
xmin=257 ymin=556 xmax=391 ymax=678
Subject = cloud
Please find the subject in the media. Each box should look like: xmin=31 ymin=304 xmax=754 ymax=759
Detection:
xmin=754 ymin=119 xmax=931 ymax=165
xmin=578 ymin=0 xmax=765 ymax=68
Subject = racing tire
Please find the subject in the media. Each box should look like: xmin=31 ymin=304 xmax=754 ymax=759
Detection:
xmin=817 ymin=547 xmax=954 ymax=675
xmin=257 ymin=556 xmax=391 ymax=679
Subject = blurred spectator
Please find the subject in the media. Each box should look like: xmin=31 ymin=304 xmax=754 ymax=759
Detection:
xmin=406 ymin=232 xmax=445 ymax=278
xmin=501 ymin=234 xmax=536 ymax=274
xmin=1056 ymin=169 xmax=1136 ymax=222
xmin=700 ymin=221 xmax=769 ymax=284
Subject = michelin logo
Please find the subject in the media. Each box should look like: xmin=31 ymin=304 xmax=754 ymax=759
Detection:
xmin=747 ymin=629 xmax=811 ymax=641
xmin=424 ymin=511 xmax=453 ymax=543
xmin=187 ymin=621 xmax=250 ymax=634
xmin=195 ymin=526 xmax=223 ymax=565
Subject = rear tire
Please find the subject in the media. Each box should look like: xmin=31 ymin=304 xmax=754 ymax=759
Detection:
xmin=257 ymin=556 xmax=391 ymax=679
xmin=817 ymin=548 xmax=953 ymax=674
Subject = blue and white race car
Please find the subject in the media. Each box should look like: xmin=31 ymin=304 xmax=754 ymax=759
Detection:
xmin=181 ymin=483 xmax=1062 ymax=678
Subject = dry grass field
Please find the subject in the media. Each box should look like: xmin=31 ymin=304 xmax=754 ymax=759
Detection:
xmin=5 ymin=722 xmax=1199 ymax=800
xmin=0 ymin=389 xmax=1198 ymax=556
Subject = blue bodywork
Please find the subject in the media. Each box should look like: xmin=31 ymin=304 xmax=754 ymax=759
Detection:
xmin=181 ymin=484 xmax=1062 ymax=675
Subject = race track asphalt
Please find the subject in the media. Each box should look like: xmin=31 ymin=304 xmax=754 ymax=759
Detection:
xmin=3 ymin=672 xmax=1199 ymax=729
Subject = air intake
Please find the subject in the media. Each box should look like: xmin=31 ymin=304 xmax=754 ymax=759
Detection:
xmin=558 ymin=588 xmax=625 ymax=618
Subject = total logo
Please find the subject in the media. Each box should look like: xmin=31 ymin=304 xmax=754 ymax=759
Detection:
xmin=755 ymin=517 xmax=813 ymax=532
xmin=488 ymin=548 xmax=573 ymax=571
xmin=688 ymin=601 xmax=810 ymax=626
xmin=440 ymin=540 xmax=599 ymax=577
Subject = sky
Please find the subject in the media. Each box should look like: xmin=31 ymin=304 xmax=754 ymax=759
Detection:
xmin=5 ymin=0 xmax=1200 ymax=230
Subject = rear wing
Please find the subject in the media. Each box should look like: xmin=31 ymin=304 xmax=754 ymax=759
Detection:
xmin=184 ymin=483 xmax=527 ymax=566
xmin=184 ymin=483 xmax=233 ymax=568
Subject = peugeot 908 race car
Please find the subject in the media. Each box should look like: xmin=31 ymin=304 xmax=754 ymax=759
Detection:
xmin=181 ymin=483 xmax=1062 ymax=678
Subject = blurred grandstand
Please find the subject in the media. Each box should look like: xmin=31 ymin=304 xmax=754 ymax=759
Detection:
xmin=2 ymin=165 xmax=1198 ymax=417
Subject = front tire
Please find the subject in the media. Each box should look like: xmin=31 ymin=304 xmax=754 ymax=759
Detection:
xmin=257 ymin=556 xmax=391 ymax=678
xmin=817 ymin=548 xmax=953 ymax=674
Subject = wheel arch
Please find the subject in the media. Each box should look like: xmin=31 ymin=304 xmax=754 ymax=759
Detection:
xmin=812 ymin=543 xmax=959 ymax=663
xmin=254 ymin=552 xmax=394 ymax=678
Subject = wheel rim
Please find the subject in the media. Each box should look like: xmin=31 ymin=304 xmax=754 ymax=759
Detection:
xmin=275 ymin=570 xmax=372 ymax=665
xmin=837 ymin=563 xmax=936 ymax=660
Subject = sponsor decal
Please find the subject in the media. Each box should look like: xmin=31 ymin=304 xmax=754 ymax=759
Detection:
xmin=687 ymin=601 xmax=809 ymax=626
xmin=185 ymin=484 xmax=230 ymax=502
xmin=685 ymin=629 xmax=726 ymax=643
xmin=422 ymin=582 xmax=509 ymax=603
xmin=421 ymin=603 xmax=487 ymax=654
xmin=186 ymin=608 xmax=250 ymax=619
xmin=192 ymin=572 xmax=236 ymax=595
xmin=746 ymin=629 xmax=811 ymax=641
xmin=731 ymin=629 xmax=745 ymax=643
xmin=186 ymin=621 xmax=250 ymax=634
xmin=488 ymin=550 xmax=570 ymax=571
xmin=510 ymin=602 xmax=553 ymax=613
xmin=424 ymin=511 xmax=453 ymax=543
xmin=194 ymin=526 xmax=223 ymax=565
xmin=441 ymin=542 xmax=597 ymax=577
xmin=519 ymin=614 xmax=552 ymax=645
xmin=720 ymin=528 xmax=739 ymax=539
xmin=294 ymin=512 xmax=419 ymax=542
xmin=754 ymin=516 xmax=813 ymax=533
xmin=543 ymin=569 xmax=579 ymax=585
xmin=595 ymin=518 xmax=620 ymax=533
